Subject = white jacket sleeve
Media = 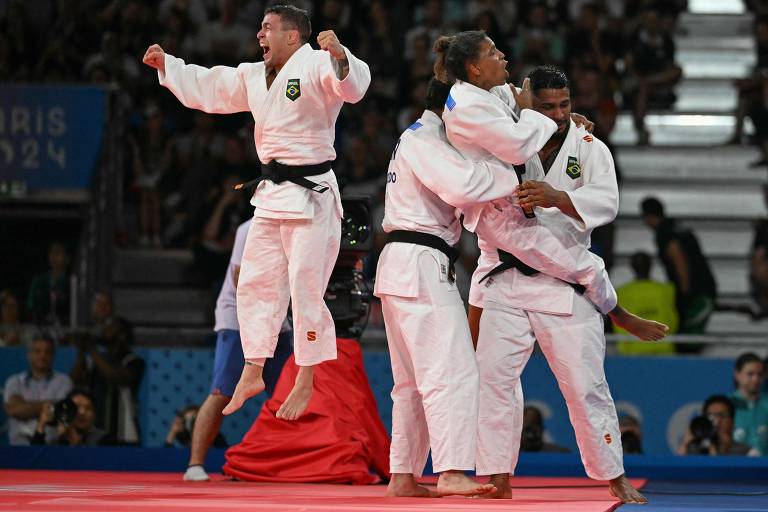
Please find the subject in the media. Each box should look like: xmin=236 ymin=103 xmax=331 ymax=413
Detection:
xmin=566 ymin=139 xmax=620 ymax=231
xmin=448 ymin=100 xmax=557 ymax=165
xmin=405 ymin=135 xmax=521 ymax=208
xmin=317 ymin=46 xmax=371 ymax=104
xmin=474 ymin=203 xmax=617 ymax=313
xmin=158 ymin=54 xmax=251 ymax=114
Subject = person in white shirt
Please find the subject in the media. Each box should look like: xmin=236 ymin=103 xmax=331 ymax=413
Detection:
xmin=4 ymin=337 xmax=72 ymax=445
xmin=143 ymin=5 xmax=370 ymax=421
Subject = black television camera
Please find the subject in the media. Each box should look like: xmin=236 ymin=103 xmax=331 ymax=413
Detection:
xmin=325 ymin=196 xmax=373 ymax=339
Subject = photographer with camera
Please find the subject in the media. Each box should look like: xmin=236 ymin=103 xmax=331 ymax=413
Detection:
xmin=3 ymin=337 xmax=72 ymax=445
xmin=70 ymin=291 xmax=145 ymax=445
xmin=677 ymin=395 xmax=756 ymax=456
xmin=31 ymin=389 xmax=105 ymax=446
xmin=165 ymin=405 xmax=227 ymax=449
xmin=520 ymin=406 xmax=570 ymax=453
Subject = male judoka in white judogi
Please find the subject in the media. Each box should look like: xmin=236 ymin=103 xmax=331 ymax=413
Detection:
xmin=143 ymin=5 xmax=370 ymax=420
xmin=463 ymin=67 xmax=658 ymax=504
xmin=376 ymin=77 xmax=624 ymax=498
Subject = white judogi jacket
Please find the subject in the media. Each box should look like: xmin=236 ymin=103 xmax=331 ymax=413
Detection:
xmin=441 ymin=80 xmax=557 ymax=298
xmin=484 ymin=121 xmax=619 ymax=315
xmin=375 ymin=109 xmax=520 ymax=298
xmin=158 ymin=43 xmax=371 ymax=219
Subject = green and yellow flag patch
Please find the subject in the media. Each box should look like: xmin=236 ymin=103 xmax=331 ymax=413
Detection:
xmin=566 ymin=156 xmax=581 ymax=179
xmin=286 ymin=78 xmax=301 ymax=101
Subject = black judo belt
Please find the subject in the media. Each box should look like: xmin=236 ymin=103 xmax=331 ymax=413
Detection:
xmin=385 ymin=230 xmax=459 ymax=284
xmin=234 ymin=160 xmax=332 ymax=193
xmin=480 ymin=249 xmax=586 ymax=294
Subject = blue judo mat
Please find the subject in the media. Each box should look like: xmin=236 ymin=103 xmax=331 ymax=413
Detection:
xmin=634 ymin=481 xmax=768 ymax=511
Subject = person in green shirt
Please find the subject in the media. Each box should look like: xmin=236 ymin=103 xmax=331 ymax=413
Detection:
xmin=730 ymin=352 xmax=768 ymax=455
xmin=615 ymin=252 xmax=678 ymax=355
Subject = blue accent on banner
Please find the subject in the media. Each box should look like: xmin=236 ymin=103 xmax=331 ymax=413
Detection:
xmin=0 ymin=86 xmax=105 ymax=190
xmin=0 ymin=348 xmax=742 ymax=456
xmin=445 ymin=93 xmax=456 ymax=111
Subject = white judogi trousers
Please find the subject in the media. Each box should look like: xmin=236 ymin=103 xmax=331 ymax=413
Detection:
xmin=380 ymin=248 xmax=478 ymax=475
xmin=236 ymin=189 xmax=341 ymax=366
xmin=476 ymin=292 xmax=624 ymax=480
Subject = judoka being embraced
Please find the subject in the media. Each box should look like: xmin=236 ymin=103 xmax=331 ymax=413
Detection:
xmin=142 ymin=4 xmax=371 ymax=420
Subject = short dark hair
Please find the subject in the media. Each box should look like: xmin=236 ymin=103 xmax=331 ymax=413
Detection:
xmin=630 ymin=251 xmax=652 ymax=279
xmin=264 ymin=4 xmax=311 ymax=43
xmin=528 ymin=65 xmax=570 ymax=92
xmin=29 ymin=336 xmax=55 ymax=350
xmin=434 ymin=31 xmax=487 ymax=83
xmin=640 ymin=197 xmax=665 ymax=217
xmin=703 ymin=395 xmax=735 ymax=419
xmin=425 ymin=77 xmax=452 ymax=110
xmin=67 ymin=387 xmax=95 ymax=404
xmin=735 ymin=352 xmax=763 ymax=372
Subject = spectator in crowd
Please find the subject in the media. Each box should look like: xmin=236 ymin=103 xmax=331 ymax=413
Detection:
xmin=3 ymin=337 xmax=73 ymax=445
xmin=88 ymin=290 xmax=131 ymax=347
xmin=70 ymin=298 xmax=144 ymax=445
xmin=31 ymin=388 xmax=107 ymax=446
xmin=0 ymin=289 xmax=28 ymax=346
xmin=641 ymin=197 xmax=717 ymax=350
xmin=27 ymin=242 xmax=71 ymax=327
xmin=520 ymin=406 xmax=570 ymax=453
xmin=623 ymin=8 xmax=682 ymax=145
xmin=619 ymin=415 xmax=643 ymax=455
xmin=615 ymin=251 xmax=678 ymax=355
xmin=195 ymin=0 xmax=254 ymax=65
xmin=165 ymin=404 xmax=227 ymax=448
xmin=678 ymin=395 xmax=756 ymax=456
xmin=730 ymin=353 xmax=768 ymax=455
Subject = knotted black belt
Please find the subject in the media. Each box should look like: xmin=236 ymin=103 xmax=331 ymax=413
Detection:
xmin=480 ymin=249 xmax=585 ymax=294
xmin=385 ymin=230 xmax=459 ymax=284
xmin=234 ymin=160 xmax=332 ymax=193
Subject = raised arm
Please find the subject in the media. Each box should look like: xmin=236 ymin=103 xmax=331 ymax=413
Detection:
xmin=143 ymin=44 xmax=251 ymax=114
xmin=315 ymin=31 xmax=371 ymax=104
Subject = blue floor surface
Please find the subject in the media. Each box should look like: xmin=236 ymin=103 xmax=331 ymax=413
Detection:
xmin=636 ymin=480 xmax=768 ymax=511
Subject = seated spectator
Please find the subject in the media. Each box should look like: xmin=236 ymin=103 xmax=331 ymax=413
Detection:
xmin=3 ymin=337 xmax=73 ymax=445
xmin=677 ymin=395 xmax=757 ymax=456
xmin=0 ymin=289 xmax=29 ymax=346
xmin=31 ymin=388 xmax=107 ymax=446
xmin=27 ymin=242 xmax=71 ymax=326
xmin=164 ymin=405 xmax=227 ymax=448
xmin=615 ymin=251 xmax=677 ymax=355
xmin=623 ymin=8 xmax=682 ymax=145
xmin=641 ymin=197 xmax=717 ymax=350
xmin=520 ymin=405 xmax=570 ymax=453
xmin=730 ymin=353 xmax=768 ymax=455
xmin=70 ymin=301 xmax=144 ymax=445
xmin=619 ymin=415 xmax=643 ymax=454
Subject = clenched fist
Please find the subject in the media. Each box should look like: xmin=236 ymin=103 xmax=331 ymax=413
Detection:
xmin=317 ymin=30 xmax=345 ymax=60
xmin=143 ymin=44 xmax=166 ymax=73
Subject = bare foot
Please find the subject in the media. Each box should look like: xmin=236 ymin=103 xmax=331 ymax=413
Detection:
xmin=610 ymin=306 xmax=668 ymax=341
xmin=222 ymin=364 xmax=265 ymax=416
xmin=436 ymin=471 xmax=496 ymax=497
xmin=609 ymin=474 xmax=647 ymax=504
xmin=276 ymin=365 xmax=314 ymax=421
xmin=480 ymin=473 xmax=512 ymax=499
xmin=385 ymin=473 xmax=439 ymax=498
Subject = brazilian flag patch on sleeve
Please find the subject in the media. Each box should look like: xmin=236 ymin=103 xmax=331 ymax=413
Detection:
xmin=286 ymin=78 xmax=301 ymax=101
xmin=566 ymin=156 xmax=581 ymax=179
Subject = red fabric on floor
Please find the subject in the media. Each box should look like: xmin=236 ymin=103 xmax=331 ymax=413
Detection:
xmin=223 ymin=338 xmax=390 ymax=484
